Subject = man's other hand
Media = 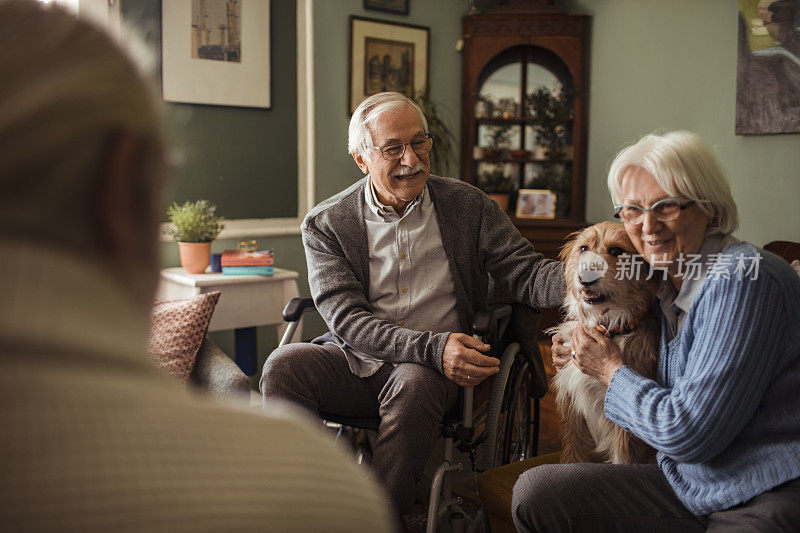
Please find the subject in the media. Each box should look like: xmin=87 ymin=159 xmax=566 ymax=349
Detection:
xmin=442 ymin=333 xmax=498 ymax=387
xmin=551 ymin=332 xmax=572 ymax=372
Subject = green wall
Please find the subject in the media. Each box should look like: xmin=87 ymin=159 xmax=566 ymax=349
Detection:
xmin=122 ymin=0 xmax=298 ymax=220
xmin=561 ymin=0 xmax=800 ymax=245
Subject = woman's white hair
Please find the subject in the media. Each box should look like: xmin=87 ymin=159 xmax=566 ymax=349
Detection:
xmin=607 ymin=131 xmax=739 ymax=235
xmin=348 ymin=92 xmax=428 ymax=157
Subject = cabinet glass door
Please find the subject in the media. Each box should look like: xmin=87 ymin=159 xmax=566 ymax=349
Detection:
xmin=473 ymin=45 xmax=575 ymax=218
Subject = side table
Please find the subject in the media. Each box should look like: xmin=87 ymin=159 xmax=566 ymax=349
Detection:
xmin=157 ymin=267 xmax=302 ymax=376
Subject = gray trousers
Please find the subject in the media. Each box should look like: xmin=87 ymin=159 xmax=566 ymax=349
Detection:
xmin=259 ymin=342 xmax=458 ymax=515
xmin=512 ymin=463 xmax=800 ymax=532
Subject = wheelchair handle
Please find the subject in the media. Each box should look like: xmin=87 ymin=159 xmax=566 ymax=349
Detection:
xmin=472 ymin=304 xmax=512 ymax=342
xmin=282 ymin=297 xmax=316 ymax=322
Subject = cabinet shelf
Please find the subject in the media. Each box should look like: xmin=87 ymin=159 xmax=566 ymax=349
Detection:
xmin=475 ymin=116 xmax=574 ymax=124
xmin=474 ymin=156 xmax=572 ymax=164
xmin=510 ymin=216 xmax=586 ymax=229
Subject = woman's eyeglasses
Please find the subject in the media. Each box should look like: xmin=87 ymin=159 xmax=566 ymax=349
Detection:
xmin=613 ymin=198 xmax=696 ymax=224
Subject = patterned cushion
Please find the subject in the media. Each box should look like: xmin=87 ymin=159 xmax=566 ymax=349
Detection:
xmin=149 ymin=292 xmax=220 ymax=379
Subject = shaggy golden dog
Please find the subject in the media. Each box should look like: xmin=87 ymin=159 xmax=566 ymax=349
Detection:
xmin=550 ymin=222 xmax=660 ymax=464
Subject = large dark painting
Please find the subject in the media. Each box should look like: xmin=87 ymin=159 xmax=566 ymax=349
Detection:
xmin=736 ymin=0 xmax=800 ymax=134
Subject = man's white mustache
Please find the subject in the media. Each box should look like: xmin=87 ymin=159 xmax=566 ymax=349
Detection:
xmin=391 ymin=163 xmax=426 ymax=178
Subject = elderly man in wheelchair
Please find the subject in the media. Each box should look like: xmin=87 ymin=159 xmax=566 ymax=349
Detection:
xmin=259 ymin=91 xmax=565 ymax=528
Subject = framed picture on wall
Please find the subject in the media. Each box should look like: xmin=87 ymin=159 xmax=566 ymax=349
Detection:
xmin=735 ymin=0 xmax=800 ymax=134
xmin=348 ymin=16 xmax=429 ymax=113
xmin=516 ymin=189 xmax=557 ymax=219
xmin=162 ymin=0 xmax=271 ymax=108
xmin=363 ymin=0 xmax=410 ymax=16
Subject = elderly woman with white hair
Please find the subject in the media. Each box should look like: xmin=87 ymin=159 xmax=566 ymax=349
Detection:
xmin=512 ymin=131 xmax=800 ymax=531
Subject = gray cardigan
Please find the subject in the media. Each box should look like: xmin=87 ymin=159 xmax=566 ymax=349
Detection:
xmin=301 ymin=175 xmax=565 ymax=373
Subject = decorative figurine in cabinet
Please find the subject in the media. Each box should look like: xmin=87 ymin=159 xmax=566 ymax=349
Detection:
xmin=461 ymin=1 xmax=590 ymax=260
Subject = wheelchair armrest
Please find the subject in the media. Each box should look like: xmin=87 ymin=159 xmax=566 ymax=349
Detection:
xmin=282 ymin=297 xmax=316 ymax=322
xmin=472 ymin=304 xmax=512 ymax=343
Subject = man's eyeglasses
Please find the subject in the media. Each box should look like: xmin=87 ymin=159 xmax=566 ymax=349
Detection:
xmin=369 ymin=135 xmax=434 ymax=161
xmin=613 ymin=197 xmax=696 ymax=224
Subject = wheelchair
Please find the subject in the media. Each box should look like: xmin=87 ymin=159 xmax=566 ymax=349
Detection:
xmin=278 ymin=298 xmax=544 ymax=533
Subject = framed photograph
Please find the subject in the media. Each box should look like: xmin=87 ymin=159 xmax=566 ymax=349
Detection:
xmin=364 ymin=0 xmax=409 ymax=16
xmin=162 ymin=0 xmax=271 ymax=108
xmin=516 ymin=189 xmax=557 ymax=219
xmin=348 ymin=16 xmax=429 ymax=113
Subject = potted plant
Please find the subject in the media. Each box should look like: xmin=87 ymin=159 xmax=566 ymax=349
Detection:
xmin=412 ymin=86 xmax=457 ymax=177
xmin=167 ymin=200 xmax=225 ymax=274
xmin=482 ymin=124 xmax=512 ymax=159
xmin=527 ymin=86 xmax=574 ymax=216
xmin=476 ymin=167 xmax=515 ymax=211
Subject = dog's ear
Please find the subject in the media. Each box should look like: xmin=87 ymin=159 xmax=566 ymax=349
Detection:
xmin=559 ymin=229 xmax=583 ymax=263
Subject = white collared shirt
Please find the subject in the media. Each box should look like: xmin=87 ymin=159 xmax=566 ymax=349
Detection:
xmin=335 ymin=177 xmax=461 ymax=377
xmin=658 ymin=232 xmax=739 ymax=341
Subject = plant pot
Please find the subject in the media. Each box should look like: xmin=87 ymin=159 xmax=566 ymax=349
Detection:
xmin=509 ymin=149 xmax=530 ymax=160
xmin=487 ymin=193 xmax=511 ymax=212
xmin=482 ymin=148 xmax=501 ymax=159
xmin=179 ymin=242 xmax=212 ymax=274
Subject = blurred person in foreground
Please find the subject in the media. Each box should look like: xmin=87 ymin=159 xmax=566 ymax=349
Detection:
xmin=0 ymin=2 xmax=392 ymax=531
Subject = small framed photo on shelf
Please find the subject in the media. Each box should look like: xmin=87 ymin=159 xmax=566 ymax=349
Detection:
xmin=364 ymin=0 xmax=410 ymax=15
xmin=516 ymin=189 xmax=557 ymax=219
xmin=348 ymin=16 xmax=429 ymax=113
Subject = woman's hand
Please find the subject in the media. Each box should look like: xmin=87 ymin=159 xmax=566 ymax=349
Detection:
xmin=550 ymin=333 xmax=573 ymax=372
xmin=571 ymin=324 xmax=625 ymax=385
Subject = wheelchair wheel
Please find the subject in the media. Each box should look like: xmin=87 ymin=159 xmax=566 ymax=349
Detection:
xmin=481 ymin=343 xmax=535 ymax=470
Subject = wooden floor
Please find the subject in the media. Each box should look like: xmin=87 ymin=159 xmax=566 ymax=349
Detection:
xmin=536 ymin=342 xmax=563 ymax=455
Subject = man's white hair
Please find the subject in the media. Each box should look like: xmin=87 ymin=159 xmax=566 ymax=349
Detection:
xmin=0 ymin=0 xmax=165 ymax=251
xmin=607 ymin=131 xmax=739 ymax=235
xmin=348 ymin=92 xmax=428 ymax=157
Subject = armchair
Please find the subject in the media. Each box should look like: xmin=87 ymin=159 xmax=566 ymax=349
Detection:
xmin=189 ymin=337 xmax=251 ymax=400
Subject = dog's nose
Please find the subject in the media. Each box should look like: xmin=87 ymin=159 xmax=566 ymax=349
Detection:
xmin=580 ymin=279 xmax=597 ymax=287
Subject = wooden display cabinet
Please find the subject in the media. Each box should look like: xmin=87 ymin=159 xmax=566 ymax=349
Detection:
xmin=461 ymin=1 xmax=591 ymax=261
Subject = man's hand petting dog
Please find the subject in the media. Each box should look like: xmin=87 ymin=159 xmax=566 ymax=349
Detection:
xmin=570 ymin=324 xmax=625 ymax=386
xmin=443 ymin=333 xmax=497 ymax=387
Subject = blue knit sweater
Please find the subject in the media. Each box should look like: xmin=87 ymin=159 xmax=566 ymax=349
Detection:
xmin=604 ymin=242 xmax=800 ymax=515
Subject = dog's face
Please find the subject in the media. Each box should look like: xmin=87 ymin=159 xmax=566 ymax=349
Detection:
xmin=560 ymin=221 xmax=658 ymax=327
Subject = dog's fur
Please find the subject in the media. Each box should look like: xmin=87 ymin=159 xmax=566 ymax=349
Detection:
xmin=550 ymin=222 xmax=660 ymax=464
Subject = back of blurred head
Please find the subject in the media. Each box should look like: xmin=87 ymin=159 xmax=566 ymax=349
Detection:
xmin=0 ymin=0 xmax=165 ymax=303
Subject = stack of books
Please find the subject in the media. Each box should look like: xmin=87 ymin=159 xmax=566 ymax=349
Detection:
xmin=221 ymin=249 xmax=274 ymax=275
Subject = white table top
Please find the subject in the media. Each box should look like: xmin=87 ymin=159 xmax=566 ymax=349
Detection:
xmin=160 ymin=266 xmax=299 ymax=288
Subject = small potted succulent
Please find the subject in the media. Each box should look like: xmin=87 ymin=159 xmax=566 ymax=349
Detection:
xmin=167 ymin=200 xmax=225 ymax=274
xmin=476 ymin=167 xmax=515 ymax=211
